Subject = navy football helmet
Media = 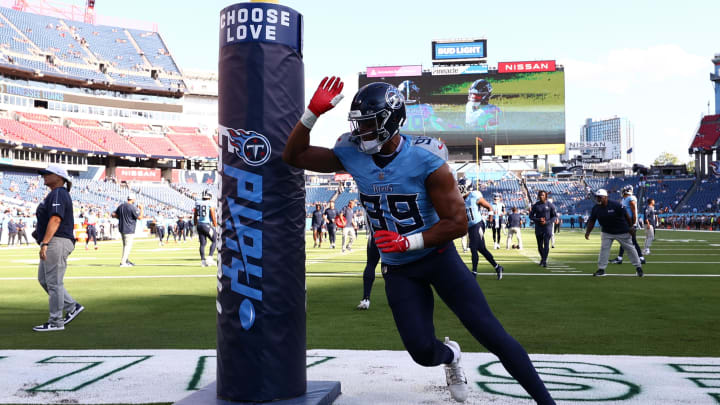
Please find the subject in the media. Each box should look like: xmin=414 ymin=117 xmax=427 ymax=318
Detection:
xmin=397 ymin=80 xmax=420 ymax=105
xmin=457 ymin=178 xmax=468 ymax=195
xmin=348 ymin=82 xmax=406 ymax=154
xmin=468 ymin=79 xmax=493 ymax=104
xmin=621 ymin=185 xmax=634 ymax=195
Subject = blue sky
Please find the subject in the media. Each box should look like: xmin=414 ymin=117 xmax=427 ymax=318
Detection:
xmin=92 ymin=0 xmax=719 ymax=165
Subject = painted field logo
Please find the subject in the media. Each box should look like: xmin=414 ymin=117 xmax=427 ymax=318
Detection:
xmin=476 ymin=360 xmax=640 ymax=401
xmin=225 ymin=127 xmax=271 ymax=166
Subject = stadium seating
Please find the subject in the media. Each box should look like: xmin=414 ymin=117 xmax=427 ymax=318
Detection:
xmin=68 ymin=118 xmax=101 ymax=127
xmin=168 ymin=126 xmax=199 ymax=134
xmin=479 ymin=178 xmax=528 ymax=210
xmin=128 ymin=135 xmax=182 ymax=158
xmin=24 ymin=121 xmax=102 ymax=152
xmin=118 ymin=122 xmax=151 ymax=131
xmin=0 ymin=117 xmax=68 ymax=148
xmin=167 ymin=133 xmax=216 ymax=158
xmin=16 ymin=111 xmax=50 ymax=121
xmin=643 ymin=178 xmax=694 ymax=213
xmin=0 ymin=6 xmax=184 ymax=91
xmin=525 ymin=179 xmax=588 ymax=214
xmin=127 ymin=28 xmax=181 ymax=75
xmin=678 ymin=178 xmax=720 ymax=213
xmin=690 ymin=114 xmax=720 ymax=151
xmin=73 ymin=127 xmax=143 ymax=155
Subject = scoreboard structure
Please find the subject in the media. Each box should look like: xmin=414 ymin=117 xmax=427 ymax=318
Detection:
xmin=358 ymin=65 xmax=566 ymax=158
xmin=360 ymin=37 xmax=565 ymax=161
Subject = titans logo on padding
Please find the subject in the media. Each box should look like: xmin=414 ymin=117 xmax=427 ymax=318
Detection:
xmin=225 ymin=127 xmax=272 ymax=166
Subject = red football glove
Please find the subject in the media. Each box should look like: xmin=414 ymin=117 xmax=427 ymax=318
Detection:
xmin=307 ymin=76 xmax=344 ymax=116
xmin=374 ymin=230 xmax=410 ymax=253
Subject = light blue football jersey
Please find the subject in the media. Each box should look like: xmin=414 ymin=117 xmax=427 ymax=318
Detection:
xmin=622 ymin=195 xmax=638 ymax=224
xmin=465 ymin=190 xmax=485 ymax=227
xmin=333 ymin=133 xmax=447 ymax=265
xmin=195 ymin=200 xmax=214 ymax=224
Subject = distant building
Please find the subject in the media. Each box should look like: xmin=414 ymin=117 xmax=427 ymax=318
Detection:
xmin=580 ymin=117 xmax=634 ymax=163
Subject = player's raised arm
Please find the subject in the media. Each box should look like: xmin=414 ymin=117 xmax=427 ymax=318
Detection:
xmin=283 ymin=76 xmax=346 ymax=173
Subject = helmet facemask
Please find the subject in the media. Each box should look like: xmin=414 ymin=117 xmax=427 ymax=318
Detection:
xmin=349 ymin=108 xmax=403 ymax=154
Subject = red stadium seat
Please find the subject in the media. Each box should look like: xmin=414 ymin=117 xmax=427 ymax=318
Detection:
xmin=129 ymin=135 xmax=183 ymax=157
xmin=166 ymin=133 xmax=217 ymax=158
xmin=0 ymin=118 xmax=68 ymax=148
xmin=24 ymin=122 xmax=103 ymax=152
xmin=73 ymin=127 xmax=144 ymax=155
xmin=690 ymin=114 xmax=720 ymax=151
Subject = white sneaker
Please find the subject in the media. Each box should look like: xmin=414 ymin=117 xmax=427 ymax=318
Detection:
xmin=356 ymin=299 xmax=370 ymax=310
xmin=33 ymin=322 xmax=64 ymax=332
xmin=443 ymin=337 xmax=468 ymax=402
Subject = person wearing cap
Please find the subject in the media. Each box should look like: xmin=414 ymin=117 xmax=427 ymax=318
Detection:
xmin=33 ymin=164 xmax=84 ymax=332
xmin=112 ymin=193 xmax=143 ymax=267
xmin=584 ymin=189 xmax=643 ymax=277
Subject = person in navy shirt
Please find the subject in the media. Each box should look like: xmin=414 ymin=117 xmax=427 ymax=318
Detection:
xmin=506 ymin=207 xmax=523 ymax=249
xmin=529 ymin=190 xmax=557 ymax=267
xmin=283 ymin=77 xmax=554 ymax=404
xmin=585 ymin=189 xmax=643 ymax=277
xmin=113 ymin=193 xmax=142 ymax=267
xmin=32 ymin=164 xmax=84 ymax=332
xmin=311 ymin=203 xmax=325 ymax=248
xmin=323 ymin=201 xmax=338 ymax=248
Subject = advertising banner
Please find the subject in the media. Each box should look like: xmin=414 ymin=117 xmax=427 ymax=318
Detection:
xmin=114 ymin=167 xmax=160 ymax=182
xmin=431 ymin=64 xmax=488 ymax=76
xmin=432 ymin=39 xmax=487 ymax=61
xmin=367 ymin=65 xmax=422 ymax=78
xmin=498 ymin=60 xmax=556 ymax=73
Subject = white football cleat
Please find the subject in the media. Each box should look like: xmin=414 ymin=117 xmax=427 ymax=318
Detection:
xmin=443 ymin=337 xmax=468 ymax=402
xmin=356 ymin=299 xmax=370 ymax=310
xmin=201 ymin=259 xmax=208 ymax=267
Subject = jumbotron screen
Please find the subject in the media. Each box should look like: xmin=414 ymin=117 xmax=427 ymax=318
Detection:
xmin=358 ymin=70 xmax=566 ymax=155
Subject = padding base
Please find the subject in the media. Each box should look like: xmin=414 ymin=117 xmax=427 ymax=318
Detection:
xmin=173 ymin=381 xmax=341 ymax=405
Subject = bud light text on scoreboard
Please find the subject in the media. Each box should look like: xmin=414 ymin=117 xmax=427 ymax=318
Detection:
xmin=219 ymin=3 xmax=301 ymax=52
xmin=432 ymin=40 xmax=487 ymax=61
xmin=498 ymin=60 xmax=556 ymax=73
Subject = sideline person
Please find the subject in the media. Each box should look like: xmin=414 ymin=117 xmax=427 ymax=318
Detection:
xmin=33 ymin=164 xmax=84 ymax=332
xmin=529 ymin=190 xmax=557 ymax=267
xmin=584 ymin=189 xmax=643 ymax=277
xmin=113 ymin=193 xmax=142 ymax=267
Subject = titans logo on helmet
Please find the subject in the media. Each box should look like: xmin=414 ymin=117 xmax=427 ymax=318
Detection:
xmin=385 ymin=86 xmax=404 ymax=110
xmin=224 ymin=127 xmax=272 ymax=166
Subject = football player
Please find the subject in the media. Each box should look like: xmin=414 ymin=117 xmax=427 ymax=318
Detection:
xmin=154 ymin=212 xmax=166 ymax=246
xmin=611 ymin=185 xmax=646 ymax=265
xmin=84 ymin=209 xmax=99 ymax=250
xmin=465 ymin=79 xmax=500 ymax=131
xmin=490 ymin=192 xmax=505 ymax=249
xmin=194 ymin=189 xmax=217 ymax=267
xmin=283 ymin=77 xmax=554 ymax=404
xmin=460 ymin=180 xmax=504 ymax=279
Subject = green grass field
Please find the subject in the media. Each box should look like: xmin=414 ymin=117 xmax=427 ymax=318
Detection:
xmin=2 ymin=228 xmax=719 ymax=359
